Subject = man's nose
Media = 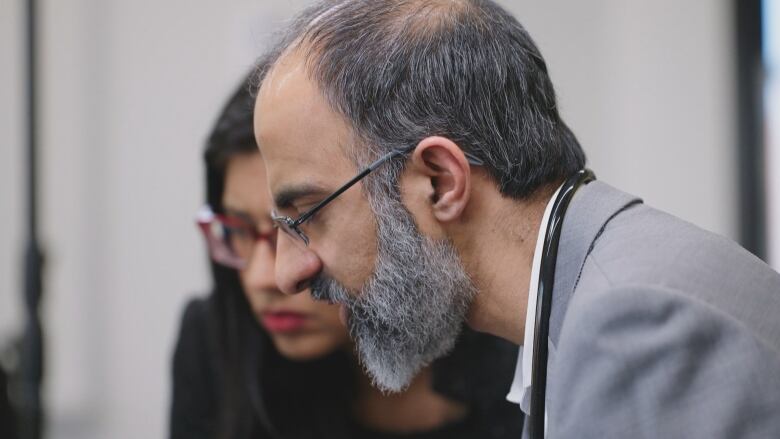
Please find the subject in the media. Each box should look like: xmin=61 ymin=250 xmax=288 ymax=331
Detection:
xmin=242 ymin=240 xmax=278 ymax=293
xmin=274 ymin=234 xmax=322 ymax=294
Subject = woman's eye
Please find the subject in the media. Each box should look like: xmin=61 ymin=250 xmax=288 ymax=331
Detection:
xmin=227 ymin=226 xmax=253 ymax=238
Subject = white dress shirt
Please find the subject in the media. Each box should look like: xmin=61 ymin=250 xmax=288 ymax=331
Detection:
xmin=506 ymin=184 xmax=563 ymax=434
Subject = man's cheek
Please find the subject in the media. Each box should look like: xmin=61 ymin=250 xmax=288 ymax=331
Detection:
xmin=328 ymin=237 xmax=377 ymax=291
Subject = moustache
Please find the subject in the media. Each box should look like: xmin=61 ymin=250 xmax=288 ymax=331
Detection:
xmin=309 ymin=274 xmax=352 ymax=305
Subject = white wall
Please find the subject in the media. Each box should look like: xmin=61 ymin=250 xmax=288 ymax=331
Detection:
xmin=0 ymin=1 xmax=737 ymax=438
xmin=510 ymin=0 xmax=736 ymax=238
xmin=0 ymin=0 xmax=26 ymax=352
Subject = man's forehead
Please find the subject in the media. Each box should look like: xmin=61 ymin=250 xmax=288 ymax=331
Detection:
xmin=256 ymin=50 xmax=308 ymax=106
xmin=253 ymin=52 xmax=357 ymax=200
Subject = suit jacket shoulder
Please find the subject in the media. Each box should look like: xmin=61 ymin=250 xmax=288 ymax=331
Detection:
xmin=547 ymin=181 xmax=780 ymax=438
xmin=587 ymin=200 xmax=780 ymax=347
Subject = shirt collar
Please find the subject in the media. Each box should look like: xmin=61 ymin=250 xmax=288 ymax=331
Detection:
xmin=506 ymin=183 xmax=564 ymax=414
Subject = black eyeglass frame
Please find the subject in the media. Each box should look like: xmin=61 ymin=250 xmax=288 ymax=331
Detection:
xmin=271 ymin=145 xmax=483 ymax=246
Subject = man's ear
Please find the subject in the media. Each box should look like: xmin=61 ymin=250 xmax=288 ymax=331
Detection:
xmin=409 ymin=136 xmax=471 ymax=222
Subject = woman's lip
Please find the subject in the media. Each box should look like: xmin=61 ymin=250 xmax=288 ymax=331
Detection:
xmin=261 ymin=311 xmax=308 ymax=333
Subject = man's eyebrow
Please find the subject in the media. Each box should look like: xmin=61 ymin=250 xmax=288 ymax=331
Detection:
xmin=273 ymin=184 xmax=328 ymax=209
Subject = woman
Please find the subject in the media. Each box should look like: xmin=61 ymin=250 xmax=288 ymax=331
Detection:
xmin=170 ymin=70 xmax=522 ymax=439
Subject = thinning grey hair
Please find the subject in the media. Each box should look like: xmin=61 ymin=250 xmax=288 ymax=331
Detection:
xmin=254 ymin=0 xmax=586 ymax=199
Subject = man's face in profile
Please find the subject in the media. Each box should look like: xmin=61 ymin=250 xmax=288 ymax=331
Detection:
xmin=254 ymin=51 xmax=380 ymax=297
xmin=255 ymin=51 xmax=476 ymax=392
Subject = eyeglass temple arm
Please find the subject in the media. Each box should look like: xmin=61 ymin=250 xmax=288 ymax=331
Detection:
xmin=295 ymin=146 xmax=481 ymax=226
xmin=294 ymin=148 xmax=411 ymax=226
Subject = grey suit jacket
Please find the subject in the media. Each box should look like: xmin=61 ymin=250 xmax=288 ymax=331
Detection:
xmin=540 ymin=181 xmax=780 ymax=438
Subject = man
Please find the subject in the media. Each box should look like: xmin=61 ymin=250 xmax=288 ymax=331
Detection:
xmin=253 ymin=0 xmax=780 ymax=437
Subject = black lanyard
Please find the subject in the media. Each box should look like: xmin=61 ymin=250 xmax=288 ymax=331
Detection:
xmin=529 ymin=169 xmax=596 ymax=439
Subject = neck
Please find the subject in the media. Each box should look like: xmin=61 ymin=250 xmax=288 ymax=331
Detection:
xmin=352 ymin=366 xmax=467 ymax=433
xmin=457 ymin=180 xmax=556 ymax=344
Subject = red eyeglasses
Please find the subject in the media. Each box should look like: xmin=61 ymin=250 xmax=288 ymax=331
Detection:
xmin=196 ymin=205 xmax=277 ymax=270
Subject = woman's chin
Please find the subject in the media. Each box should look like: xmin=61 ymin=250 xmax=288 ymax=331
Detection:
xmin=271 ymin=335 xmax=341 ymax=361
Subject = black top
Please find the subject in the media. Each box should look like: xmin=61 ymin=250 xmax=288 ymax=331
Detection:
xmin=349 ymin=411 xmax=479 ymax=439
xmin=170 ymin=296 xmax=523 ymax=439
xmin=170 ymin=298 xmax=222 ymax=437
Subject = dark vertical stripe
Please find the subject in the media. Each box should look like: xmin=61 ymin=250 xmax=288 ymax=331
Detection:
xmin=735 ymin=0 xmax=767 ymax=260
xmin=20 ymin=0 xmax=45 ymax=438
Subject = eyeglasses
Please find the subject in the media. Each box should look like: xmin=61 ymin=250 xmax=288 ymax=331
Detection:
xmin=196 ymin=205 xmax=276 ymax=270
xmin=271 ymin=146 xmax=483 ymax=247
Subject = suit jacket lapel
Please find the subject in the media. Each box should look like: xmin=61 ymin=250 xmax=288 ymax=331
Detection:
xmin=547 ymin=181 xmax=643 ymax=346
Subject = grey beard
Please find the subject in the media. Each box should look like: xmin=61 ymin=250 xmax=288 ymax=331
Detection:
xmin=310 ymin=188 xmax=475 ymax=393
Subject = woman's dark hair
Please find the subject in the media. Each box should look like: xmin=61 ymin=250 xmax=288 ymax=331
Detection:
xmin=204 ymin=70 xmax=355 ymax=439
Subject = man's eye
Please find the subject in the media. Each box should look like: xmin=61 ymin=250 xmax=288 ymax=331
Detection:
xmin=287 ymin=203 xmax=315 ymax=219
xmin=296 ymin=207 xmax=323 ymax=228
xmin=305 ymin=210 xmax=320 ymax=223
xmin=295 ymin=202 xmax=318 ymax=213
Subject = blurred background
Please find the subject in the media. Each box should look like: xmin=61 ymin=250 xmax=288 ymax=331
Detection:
xmin=0 ymin=0 xmax=776 ymax=438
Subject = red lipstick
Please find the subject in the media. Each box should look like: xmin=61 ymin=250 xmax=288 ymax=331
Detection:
xmin=261 ymin=311 xmax=308 ymax=333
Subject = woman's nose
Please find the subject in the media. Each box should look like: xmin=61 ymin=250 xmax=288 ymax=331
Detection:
xmin=242 ymin=240 xmax=278 ymax=293
xmin=274 ymin=234 xmax=322 ymax=294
